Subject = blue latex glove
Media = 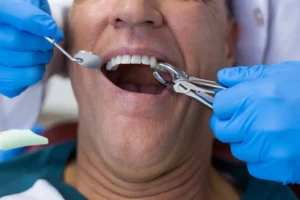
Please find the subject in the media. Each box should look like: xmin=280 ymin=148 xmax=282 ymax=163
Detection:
xmin=210 ymin=61 xmax=300 ymax=184
xmin=0 ymin=0 xmax=63 ymax=98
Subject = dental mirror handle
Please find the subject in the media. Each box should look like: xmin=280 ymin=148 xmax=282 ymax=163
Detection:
xmin=44 ymin=37 xmax=82 ymax=63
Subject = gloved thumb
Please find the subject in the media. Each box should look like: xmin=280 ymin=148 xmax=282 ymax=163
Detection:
xmin=217 ymin=65 xmax=269 ymax=87
xmin=216 ymin=63 xmax=293 ymax=87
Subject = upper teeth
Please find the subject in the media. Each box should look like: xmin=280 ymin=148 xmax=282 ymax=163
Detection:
xmin=105 ymin=55 xmax=166 ymax=72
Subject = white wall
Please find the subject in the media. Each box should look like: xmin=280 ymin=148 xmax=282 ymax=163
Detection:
xmin=41 ymin=76 xmax=78 ymax=118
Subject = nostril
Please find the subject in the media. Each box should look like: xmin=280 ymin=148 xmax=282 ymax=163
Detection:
xmin=146 ymin=21 xmax=154 ymax=25
xmin=113 ymin=18 xmax=123 ymax=24
xmin=112 ymin=18 xmax=124 ymax=27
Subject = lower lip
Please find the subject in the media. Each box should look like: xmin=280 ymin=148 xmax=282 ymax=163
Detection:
xmin=98 ymin=69 xmax=171 ymax=102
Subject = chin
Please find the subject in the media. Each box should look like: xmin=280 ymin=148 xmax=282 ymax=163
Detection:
xmin=97 ymin=113 xmax=181 ymax=169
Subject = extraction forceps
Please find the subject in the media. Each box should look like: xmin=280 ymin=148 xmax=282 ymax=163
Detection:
xmin=153 ymin=63 xmax=226 ymax=109
xmin=44 ymin=37 xmax=102 ymax=69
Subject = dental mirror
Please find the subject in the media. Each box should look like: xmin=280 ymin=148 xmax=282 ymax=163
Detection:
xmin=73 ymin=50 xmax=102 ymax=69
xmin=45 ymin=37 xmax=102 ymax=69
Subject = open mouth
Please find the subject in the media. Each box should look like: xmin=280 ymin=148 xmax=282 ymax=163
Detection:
xmin=101 ymin=55 xmax=170 ymax=95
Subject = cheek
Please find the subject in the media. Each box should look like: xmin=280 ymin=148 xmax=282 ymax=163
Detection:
xmin=69 ymin=2 xmax=109 ymax=53
xmin=68 ymin=3 xmax=111 ymax=113
xmin=163 ymin=3 xmax=226 ymax=79
xmin=68 ymin=61 xmax=101 ymax=117
xmin=68 ymin=64 xmax=89 ymax=107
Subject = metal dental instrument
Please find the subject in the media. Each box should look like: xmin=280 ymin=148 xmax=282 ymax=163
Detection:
xmin=44 ymin=37 xmax=102 ymax=69
xmin=153 ymin=63 xmax=226 ymax=109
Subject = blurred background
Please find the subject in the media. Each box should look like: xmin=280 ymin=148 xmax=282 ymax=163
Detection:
xmin=38 ymin=76 xmax=78 ymax=127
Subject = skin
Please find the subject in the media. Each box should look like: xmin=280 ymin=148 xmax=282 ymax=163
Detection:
xmin=65 ymin=0 xmax=238 ymax=199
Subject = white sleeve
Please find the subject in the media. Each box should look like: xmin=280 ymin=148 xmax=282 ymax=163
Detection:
xmin=48 ymin=0 xmax=74 ymax=28
xmin=232 ymin=0 xmax=270 ymax=66
xmin=0 ymin=83 xmax=45 ymax=131
xmin=232 ymin=0 xmax=300 ymax=66
xmin=263 ymin=0 xmax=300 ymax=64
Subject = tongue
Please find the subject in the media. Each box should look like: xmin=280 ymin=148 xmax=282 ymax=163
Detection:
xmin=118 ymin=83 xmax=164 ymax=94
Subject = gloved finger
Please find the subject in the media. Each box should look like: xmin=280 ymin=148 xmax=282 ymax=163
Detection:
xmin=0 ymin=88 xmax=27 ymax=98
xmin=210 ymin=114 xmax=245 ymax=143
xmin=213 ymin=81 xmax=253 ymax=120
xmin=217 ymin=64 xmax=286 ymax=87
xmin=0 ymin=23 xmax=54 ymax=51
xmin=0 ymin=24 xmax=53 ymax=52
xmin=230 ymin=140 xmax=265 ymax=163
xmin=28 ymin=0 xmax=51 ymax=14
xmin=247 ymin=162 xmax=300 ymax=184
xmin=0 ymin=48 xmax=53 ymax=67
xmin=0 ymin=0 xmax=64 ymax=42
xmin=0 ymin=64 xmax=45 ymax=89
xmin=213 ymin=103 xmax=266 ymax=162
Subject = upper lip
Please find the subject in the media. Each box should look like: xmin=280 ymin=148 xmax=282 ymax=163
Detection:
xmin=98 ymin=46 xmax=178 ymax=68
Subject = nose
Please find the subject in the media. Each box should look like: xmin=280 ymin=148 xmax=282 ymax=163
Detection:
xmin=109 ymin=0 xmax=163 ymax=28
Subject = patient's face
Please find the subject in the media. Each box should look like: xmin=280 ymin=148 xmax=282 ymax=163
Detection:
xmin=68 ymin=0 xmax=235 ymax=180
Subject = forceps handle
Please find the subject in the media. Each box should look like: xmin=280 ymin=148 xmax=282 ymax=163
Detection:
xmin=44 ymin=37 xmax=81 ymax=63
xmin=191 ymin=79 xmax=226 ymax=109
xmin=195 ymin=91 xmax=214 ymax=109
xmin=183 ymin=90 xmax=214 ymax=109
xmin=174 ymin=81 xmax=215 ymax=109
xmin=175 ymin=80 xmax=224 ymax=109
xmin=188 ymin=77 xmax=226 ymax=91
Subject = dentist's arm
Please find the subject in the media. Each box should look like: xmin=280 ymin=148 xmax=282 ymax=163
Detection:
xmin=0 ymin=0 xmax=63 ymax=98
xmin=210 ymin=61 xmax=300 ymax=184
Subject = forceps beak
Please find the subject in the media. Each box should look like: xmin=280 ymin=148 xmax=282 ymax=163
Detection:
xmin=152 ymin=63 xmax=188 ymax=86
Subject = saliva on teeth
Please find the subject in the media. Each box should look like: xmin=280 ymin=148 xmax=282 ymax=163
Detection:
xmin=105 ymin=55 xmax=167 ymax=72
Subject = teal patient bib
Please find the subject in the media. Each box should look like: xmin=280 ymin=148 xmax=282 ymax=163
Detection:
xmin=0 ymin=141 xmax=297 ymax=200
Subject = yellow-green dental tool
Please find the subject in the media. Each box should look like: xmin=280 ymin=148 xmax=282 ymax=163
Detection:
xmin=0 ymin=129 xmax=48 ymax=150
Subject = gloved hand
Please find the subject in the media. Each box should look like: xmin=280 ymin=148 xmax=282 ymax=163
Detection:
xmin=210 ymin=61 xmax=300 ymax=184
xmin=0 ymin=0 xmax=63 ymax=98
